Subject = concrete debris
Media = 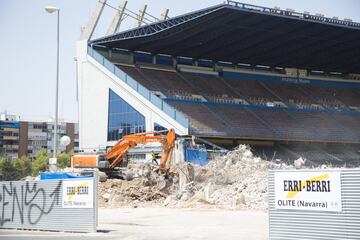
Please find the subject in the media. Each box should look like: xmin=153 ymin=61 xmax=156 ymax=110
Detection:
xmin=21 ymin=176 xmax=38 ymax=181
xmin=99 ymin=145 xmax=289 ymax=210
xmin=294 ymin=157 xmax=306 ymax=169
xmin=98 ymin=162 xmax=174 ymax=208
xmin=102 ymin=193 xmax=110 ymax=202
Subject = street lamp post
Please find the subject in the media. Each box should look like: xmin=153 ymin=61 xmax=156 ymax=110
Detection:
xmin=45 ymin=6 xmax=60 ymax=172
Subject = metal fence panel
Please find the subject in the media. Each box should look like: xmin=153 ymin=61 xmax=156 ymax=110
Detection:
xmin=0 ymin=178 xmax=97 ymax=233
xmin=269 ymin=169 xmax=360 ymax=240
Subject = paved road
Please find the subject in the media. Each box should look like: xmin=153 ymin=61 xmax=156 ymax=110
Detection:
xmin=0 ymin=208 xmax=268 ymax=240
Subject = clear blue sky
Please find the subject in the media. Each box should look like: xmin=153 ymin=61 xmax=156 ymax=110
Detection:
xmin=1 ymin=0 xmax=359 ymax=122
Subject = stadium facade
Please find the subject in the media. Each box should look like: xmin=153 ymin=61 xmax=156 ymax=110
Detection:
xmin=77 ymin=1 xmax=360 ymax=163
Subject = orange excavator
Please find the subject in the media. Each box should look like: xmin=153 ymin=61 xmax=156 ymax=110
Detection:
xmin=71 ymin=129 xmax=176 ymax=178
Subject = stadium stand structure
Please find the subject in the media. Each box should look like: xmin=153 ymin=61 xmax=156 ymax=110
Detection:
xmin=80 ymin=1 xmax=360 ymax=166
xmin=105 ymin=64 xmax=360 ymax=143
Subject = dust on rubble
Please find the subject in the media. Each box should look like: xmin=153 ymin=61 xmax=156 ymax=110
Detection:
xmin=99 ymin=145 xmax=289 ymax=210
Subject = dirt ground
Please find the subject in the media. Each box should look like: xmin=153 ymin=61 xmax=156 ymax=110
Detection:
xmin=98 ymin=207 xmax=268 ymax=240
xmin=0 ymin=208 xmax=268 ymax=240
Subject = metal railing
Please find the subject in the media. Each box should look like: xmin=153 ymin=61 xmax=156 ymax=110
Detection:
xmin=87 ymin=46 xmax=189 ymax=128
xmin=227 ymin=1 xmax=360 ymax=29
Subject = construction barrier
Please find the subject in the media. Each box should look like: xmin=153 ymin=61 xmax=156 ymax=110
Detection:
xmin=0 ymin=176 xmax=98 ymax=233
xmin=269 ymin=169 xmax=360 ymax=240
xmin=184 ymin=144 xmax=208 ymax=166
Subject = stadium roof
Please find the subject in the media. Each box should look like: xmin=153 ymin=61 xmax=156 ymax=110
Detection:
xmin=91 ymin=1 xmax=360 ymax=74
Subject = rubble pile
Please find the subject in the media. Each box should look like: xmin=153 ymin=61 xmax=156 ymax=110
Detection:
xmin=98 ymin=178 xmax=167 ymax=208
xmin=99 ymin=145 xmax=288 ymax=209
xmin=164 ymin=145 xmax=287 ymax=209
xmin=98 ymin=163 xmax=175 ymax=208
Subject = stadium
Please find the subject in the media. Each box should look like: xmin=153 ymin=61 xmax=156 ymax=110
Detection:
xmin=77 ymin=1 xmax=360 ymax=167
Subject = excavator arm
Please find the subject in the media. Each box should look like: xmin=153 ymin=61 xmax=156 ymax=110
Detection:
xmin=106 ymin=129 xmax=176 ymax=172
xmin=159 ymin=128 xmax=176 ymax=173
xmin=72 ymin=129 xmax=176 ymax=174
xmin=106 ymin=139 xmax=137 ymax=169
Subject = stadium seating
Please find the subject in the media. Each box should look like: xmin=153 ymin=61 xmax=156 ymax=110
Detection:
xmin=264 ymin=83 xmax=313 ymax=104
xmin=226 ymin=78 xmax=279 ymax=105
xmin=251 ymin=108 xmax=315 ymax=140
xmin=288 ymin=111 xmax=356 ymax=141
xmin=117 ymin=64 xmax=360 ymax=143
xmin=117 ymin=65 xmax=157 ymax=91
xmin=181 ymin=72 xmax=236 ymax=97
xmin=300 ymin=85 xmax=346 ymax=109
xmin=141 ymin=68 xmax=196 ymax=96
xmin=168 ymin=102 xmax=227 ymax=135
xmin=331 ymin=114 xmax=360 ymax=136
xmin=211 ymin=106 xmax=274 ymax=138
xmin=327 ymin=88 xmax=360 ymax=108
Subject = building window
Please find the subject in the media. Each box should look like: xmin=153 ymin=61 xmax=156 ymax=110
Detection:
xmin=154 ymin=123 xmax=168 ymax=135
xmin=108 ymin=89 xmax=145 ymax=141
xmin=128 ymin=154 xmax=146 ymax=161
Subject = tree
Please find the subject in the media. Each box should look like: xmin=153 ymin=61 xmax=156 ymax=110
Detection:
xmin=57 ymin=151 xmax=73 ymax=169
xmin=0 ymin=150 xmax=74 ymax=180
xmin=32 ymin=149 xmax=49 ymax=176
xmin=13 ymin=156 xmax=32 ymax=179
xmin=0 ymin=158 xmax=18 ymax=181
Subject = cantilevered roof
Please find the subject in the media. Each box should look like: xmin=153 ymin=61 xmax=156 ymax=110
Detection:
xmin=91 ymin=1 xmax=360 ymax=74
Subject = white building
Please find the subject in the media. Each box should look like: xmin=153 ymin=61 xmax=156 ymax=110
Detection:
xmin=0 ymin=111 xmax=20 ymax=122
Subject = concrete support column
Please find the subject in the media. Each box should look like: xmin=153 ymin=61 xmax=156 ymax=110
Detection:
xmin=172 ymin=57 xmax=177 ymax=68
xmin=108 ymin=49 xmax=112 ymax=59
xmin=130 ymin=51 xmax=135 ymax=64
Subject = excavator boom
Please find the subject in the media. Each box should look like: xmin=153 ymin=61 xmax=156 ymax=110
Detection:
xmin=71 ymin=129 xmax=176 ymax=174
xmin=159 ymin=129 xmax=176 ymax=173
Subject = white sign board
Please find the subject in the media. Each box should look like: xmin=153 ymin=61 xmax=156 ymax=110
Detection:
xmin=62 ymin=179 xmax=94 ymax=208
xmin=274 ymin=171 xmax=342 ymax=212
xmin=49 ymin=157 xmax=57 ymax=164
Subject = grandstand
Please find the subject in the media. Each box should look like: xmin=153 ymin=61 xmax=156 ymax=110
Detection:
xmin=78 ymin=1 xmax=360 ymax=166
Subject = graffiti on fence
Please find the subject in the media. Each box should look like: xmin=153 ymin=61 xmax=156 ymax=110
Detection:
xmin=0 ymin=181 xmax=62 ymax=226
